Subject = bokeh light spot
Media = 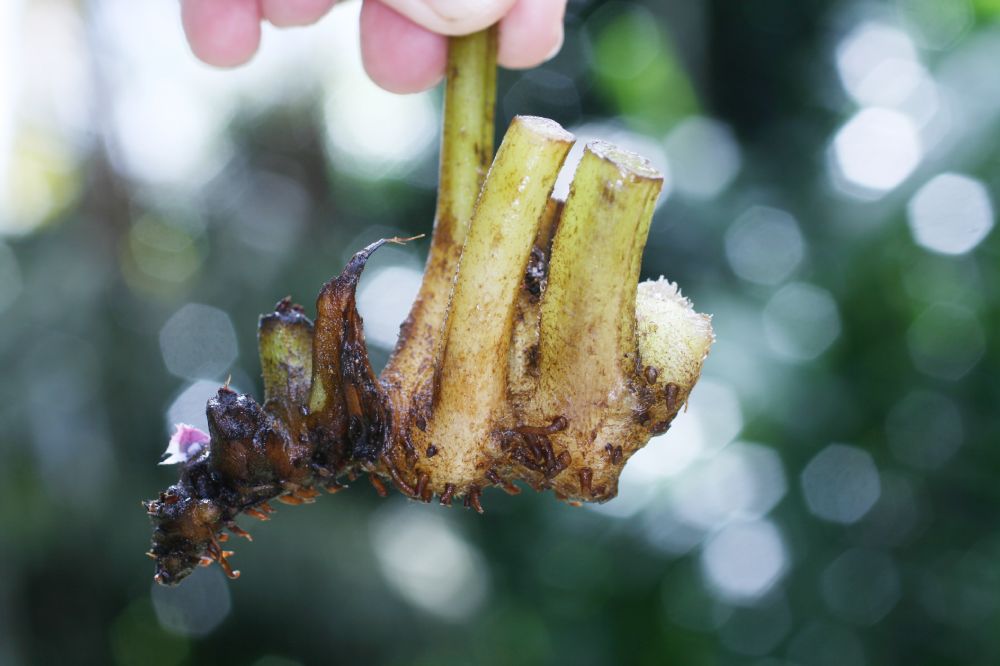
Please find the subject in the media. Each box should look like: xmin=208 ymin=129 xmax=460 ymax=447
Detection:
xmin=801 ymin=444 xmax=880 ymax=524
xmin=638 ymin=410 xmax=705 ymax=480
xmin=127 ymin=214 xmax=204 ymax=286
xmin=635 ymin=378 xmax=742 ymax=484
xmin=725 ymin=206 xmax=805 ymax=286
xmin=687 ymin=378 xmax=745 ymax=458
xmin=763 ymin=282 xmax=841 ymax=361
xmin=151 ymin=566 xmax=232 ymax=638
xmin=357 ymin=265 xmax=423 ymax=351
xmin=111 ymin=79 xmax=229 ymax=186
xmin=3 ymin=127 xmax=80 ymax=234
xmin=225 ymin=171 xmax=309 ymax=256
xmin=322 ymin=5 xmax=436 ymax=179
xmin=590 ymin=412 xmax=704 ymax=520
xmin=701 ymin=519 xmax=789 ymax=604
xmin=836 ymin=22 xmax=920 ymax=106
xmin=907 ymin=173 xmax=994 ymax=255
xmin=831 ymin=107 xmax=921 ymax=197
xmin=670 ymin=441 xmax=787 ymax=531
xmin=640 ymin=501 xmax=705 ymax=556
xmin=159 ymin=304 xmax=238 ymax=381
xmin=589 ymin=378 xmax=742 ymax=520
xmin=323 ymin=83 xmax=437 ymax=178
xmin=663 ymin=116 xmax=741 ymax=199
xmin=166 ymin=379 xmax=236 ymax=436
xmin=371 ymin=503 xmax=489 ymax=622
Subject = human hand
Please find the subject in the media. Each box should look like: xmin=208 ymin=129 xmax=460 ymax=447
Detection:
xmin=181 ymin=0 xmax=567 ymax=93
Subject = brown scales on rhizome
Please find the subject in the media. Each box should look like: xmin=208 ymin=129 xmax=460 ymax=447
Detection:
xmin=145 ymin=27 xmax=714 ymax=585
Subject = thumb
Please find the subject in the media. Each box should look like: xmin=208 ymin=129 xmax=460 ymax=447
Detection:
xmin=377 ymin=0 xmax=519 ymax=36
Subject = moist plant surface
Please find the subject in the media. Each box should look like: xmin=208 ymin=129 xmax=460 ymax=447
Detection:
xmin=145 ymin=28 xmax=713 ymax=585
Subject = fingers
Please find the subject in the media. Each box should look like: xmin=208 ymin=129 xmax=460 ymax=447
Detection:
xmin=362 ymin=0 xmax=566 ymax=92
xmin=360 ymin=0 xmax=448 ymax=94
xmin=378 ymin=0 xmax=518 ymax=36
xmin=497 ymin=0 xmax=566 ymax=70
xmin=181 ymin=0 xmax=261 ymax=68
xmin=259 ymin=0 xmax=339 ymax=28
xmin=183 ymin=0 xmax=339 ymax=67
xmin=183 ymin=0 xmax=567 ymax=87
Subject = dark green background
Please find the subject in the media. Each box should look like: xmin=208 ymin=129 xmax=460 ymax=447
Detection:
xmin=2 ymin=0 xmax=999 ymax=664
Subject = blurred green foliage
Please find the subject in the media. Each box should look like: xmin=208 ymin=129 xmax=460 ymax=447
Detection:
xmin=2 ymin=0 xmax=1000 ymax=665
xmin=590 ymin=5 xmax=699 ymax=133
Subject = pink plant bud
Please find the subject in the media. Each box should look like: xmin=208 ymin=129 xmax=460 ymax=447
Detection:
xmin=159 ymin=423 xmax=211 ymax=465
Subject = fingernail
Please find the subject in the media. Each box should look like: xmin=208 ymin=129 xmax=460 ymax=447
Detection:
xmin=544 ymin=28 xmax=564 ymax=62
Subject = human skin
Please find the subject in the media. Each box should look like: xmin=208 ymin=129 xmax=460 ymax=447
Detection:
xmin=179 ymin=0 xmax=567 ymax=93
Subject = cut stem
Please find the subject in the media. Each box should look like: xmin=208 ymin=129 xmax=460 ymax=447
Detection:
xmin=425 ymin=116 xmax=574 ymax=481
xmin=259 ymin=299 xmax=314 ymax=439
xmin=258 ymin=301 xmax=313 ymax=409
xmin=437 ymin=116 xmax=575 ymax=415
xmin=383 ymin=28 xmax=497 ymax=391
xmin=539 ymin=142 xmax=663 ymax=407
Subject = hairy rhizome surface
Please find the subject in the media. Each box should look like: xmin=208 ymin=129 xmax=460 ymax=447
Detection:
xmin=145 ymin=27 xmax=714 ymax=585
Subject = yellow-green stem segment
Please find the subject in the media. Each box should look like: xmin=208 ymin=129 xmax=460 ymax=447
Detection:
xmin=383 ymin=27 xmax=497 ymax=392
xmin=539 ymin=141 xmax=663 ymax=409
xmin=424 ymin=116 xmax=574 ymax=481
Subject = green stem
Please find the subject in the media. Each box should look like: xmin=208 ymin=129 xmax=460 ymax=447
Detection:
xmin=437 ymin=28 xmax=498 ymax=229
xmin=382 ymin=28 xmax=497 ymax=391
xmin=428 ymin=117 xmax=574 ymax=446
xmin=539 ymin=142 xmax=663 ymax=408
